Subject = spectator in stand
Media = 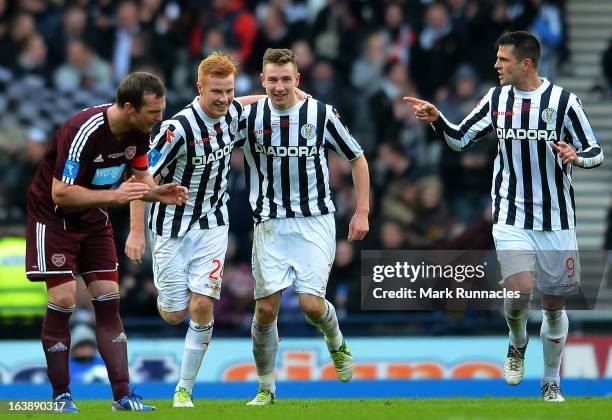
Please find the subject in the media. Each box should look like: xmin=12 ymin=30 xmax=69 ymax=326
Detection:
xmin=137 ymin=0 xmax=186 ymax=84
xmin=405 ymin=175 xmax=456 ymax=249
xmin=54 ymin=38 xmax=112 ymax=91
xmin=69 ymin=324 xmax=108 ymax=384
xmin=437 ymin=64 xmax=496 ymax=225
xmin=0 ymin=12 xmax=36 ymax=69
xmin=249 ymin=5 xmax=296 ymax=73
xmin=351 ymin=32 xmax=387 ymax=96
xmin=310 ymin=58 xmax=354 ymax=124
xmin=368 ymin=60 xmax=414 ymax=147
xmin=3 ymin=127 xmax=48 ymax=223
xmin=190 ymin=0 xmax=257 ymax=65
xmin=379 ymin=1 xmax=414 ymax=64
xmin=255 ymin=0 xmax=309 ymax=28
xmin=380 ymin=178 xmax=419 ymax=230
xmin=465 ymin=1 xmax=514 ymax=84
xmin=46 ymin=5 xmax=91 ymax=68
xmin=13 ymin=32 xmax=52 ymax=83
xmin=328 ymin=239 xmax=360 ymax=316
xmin=529 ymin=0 xmax=563 ymax=81
xmin=410 ymin=1 xmax=464 ymax=100
xmin=112 ymin=1 xmax=141 ymax=82
xmin=291 ymin=38 xmax=315 ymax=92
xmin=373 ymin=142 xmax=421 ymax=206
xmin=351 ymin=32 xmax=387 ymax=153
xmin=378 ymin=220 xmax=409 ymax=250
xmin=310 ymin=0 xmax=361 ymax=74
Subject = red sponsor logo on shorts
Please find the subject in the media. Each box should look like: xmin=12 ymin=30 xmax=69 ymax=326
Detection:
xmin=51 ymin=253 xmax=66 ymax=267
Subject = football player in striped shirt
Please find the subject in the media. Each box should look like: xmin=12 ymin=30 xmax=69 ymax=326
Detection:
xmin=241 ymin=48 xmax=370 ymax=406
xmin=404 ymin=31 xmax=603 ymax=402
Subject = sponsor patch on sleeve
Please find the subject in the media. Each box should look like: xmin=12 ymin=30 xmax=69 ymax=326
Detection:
xmin=62 ymin=160 xmax=80 ymax=182
xmin=148 ymin=148 xmax=162 ymax=167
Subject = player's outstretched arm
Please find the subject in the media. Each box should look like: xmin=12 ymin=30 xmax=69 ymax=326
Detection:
xmin=348 ymin=154 xmax=370 ymax=242
xmin=404 ymin=90 xmax=493 ymax=152
xmin=51 ymin=176 xmax=151 ymax=208
xmin=403 ymin=96 xmax=440 ymax=123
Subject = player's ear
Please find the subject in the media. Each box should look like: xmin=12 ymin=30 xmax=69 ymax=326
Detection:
xmin=295 ymin=72 xmax=300 ymax=88
xmin=521 ymin=58 xmax=531 ymax=71
xmin=259 ymin=73 xmax=265 ymax=87
xmin=124 ymin=102 xmax=135 ymax=115
xmin=196 ymin=81 xmax=202 ymax=96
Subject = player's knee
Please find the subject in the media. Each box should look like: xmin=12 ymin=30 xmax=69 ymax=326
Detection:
xmin=255 ymin=301 xmax=278 ymax=324
xmin=505 ymin=272 xmax=534 ymax=294
xmin=48 ymin=294 xmax=76 ymax=309
xmin=299 ymin=297 xmax=325 ymax=320
xmin=159 ymin=308 xmax=188 ymax=325
xmin=188 ymin=294 xmax=214 ymax=319
xmin=541 ymin=294 xmax=565 ymax=311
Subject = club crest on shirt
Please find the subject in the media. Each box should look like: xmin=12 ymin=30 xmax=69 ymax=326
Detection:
xmin=300 ymin=123 xmax=316 ymax=140
xmin=541 ymin=108 xmax=556 ymax=124
xmin=229 ymin=119 xmax=238 ymax=135
xmin=125 ymin=145 xmax=137 ymax=160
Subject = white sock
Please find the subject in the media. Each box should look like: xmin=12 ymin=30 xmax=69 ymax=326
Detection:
xmin=176 ymin=319 xmax=213 ymax=393
xmin=540 ymin=307 xmax=568 ymax=383
xmin=504 ymin=293 xmax=531 ymax=348
xmin=305 ymin=300 xmax=343 ymax=351
xmin=251 ymin=320 xmax=278 ymax=393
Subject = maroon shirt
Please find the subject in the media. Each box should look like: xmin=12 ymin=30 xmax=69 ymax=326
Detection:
xmin=27 ymin=104 xmax=149 ymax=232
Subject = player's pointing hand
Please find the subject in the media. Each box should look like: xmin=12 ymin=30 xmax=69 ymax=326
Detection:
xmin=403 ymin=96 xmax=440 ymax=123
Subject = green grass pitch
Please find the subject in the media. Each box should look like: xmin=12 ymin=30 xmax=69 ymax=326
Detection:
xmin=2 ymin=398 xmax=612 ymax=419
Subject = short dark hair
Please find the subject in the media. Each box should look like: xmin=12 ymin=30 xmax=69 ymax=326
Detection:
xmin=262 ymin=48 xmax=297 ymax=72
xmin=495 ymin=31 xmax=541 ymax=68
xmin=116 ymin=72 xmax=166 ymax=110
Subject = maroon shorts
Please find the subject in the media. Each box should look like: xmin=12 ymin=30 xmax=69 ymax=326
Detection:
xmin=26 ymin=217 xmax=118 ymax=284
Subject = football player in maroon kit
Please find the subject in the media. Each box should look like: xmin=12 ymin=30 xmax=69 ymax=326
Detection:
xmin=25 ymin=72 xmax=188 ymax=412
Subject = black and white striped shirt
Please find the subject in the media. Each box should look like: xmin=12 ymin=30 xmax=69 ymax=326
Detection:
xmin=147 ymin=97 xmax=244 ymax=237
xmin=432 ymin=78 xmax=603 ymax=231
xmin=239 ymin=98 xmax=363 ymax=223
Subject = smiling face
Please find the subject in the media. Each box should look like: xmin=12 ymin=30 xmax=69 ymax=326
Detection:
xmin=260 ymin=62 xmax=300 ymax=110
xmin=198 ymin=73 xmax=235 ymax=119
xmin=494 ymin=44 xmax=525 ymax=87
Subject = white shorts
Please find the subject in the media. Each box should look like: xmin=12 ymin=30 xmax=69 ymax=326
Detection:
xmin=151 ymin=225 xmax=229 ymax=312
xmin=492 ymin=223 xmax=580 ymax=296
xmin=252 ymin=214 xmax=335 ymax=299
